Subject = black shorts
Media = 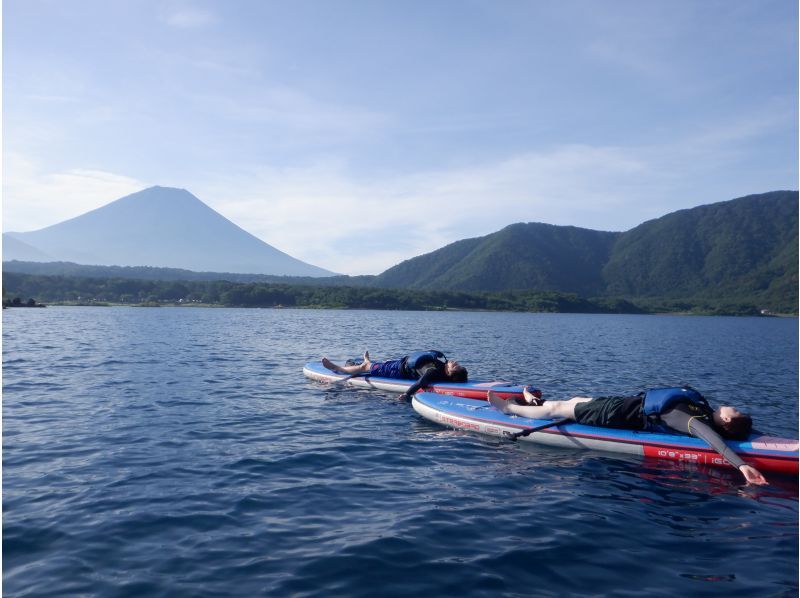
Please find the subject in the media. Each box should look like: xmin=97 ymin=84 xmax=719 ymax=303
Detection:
xmin=573 ymin=396 xmax=644 ymax=429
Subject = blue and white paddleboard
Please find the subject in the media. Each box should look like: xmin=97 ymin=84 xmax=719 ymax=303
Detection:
xmin=412 ymin=392 xmax=799 ymax=476
xmin=303 ymin=361 xmax=529 ymax=400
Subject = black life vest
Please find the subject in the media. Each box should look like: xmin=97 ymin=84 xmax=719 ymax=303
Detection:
xmin=403 ymin=350 xmax=447 ymax=377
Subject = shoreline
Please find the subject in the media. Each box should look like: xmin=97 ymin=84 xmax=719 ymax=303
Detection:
xmin=22 ymin=302 xmax=798 ymax=318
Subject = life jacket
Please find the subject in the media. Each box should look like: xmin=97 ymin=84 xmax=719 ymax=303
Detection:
xmin=641 ymin=386 xmax=713 ymax=432
xmin=403 ymin=350 xmax=447 ymax=377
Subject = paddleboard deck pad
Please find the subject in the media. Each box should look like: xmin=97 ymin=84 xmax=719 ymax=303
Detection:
xmin=303 ymin=361 xmax=528 ymax=400
xmin=412 ymin=392 xmax=799 ymax=476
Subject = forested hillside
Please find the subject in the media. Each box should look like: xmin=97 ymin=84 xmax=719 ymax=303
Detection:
xmin=602 ymin=191 xmax=797 ymax=310
xmin=373 ymin=191 xmax=798 ymax=312
xmin=377 ymin=223 xmax=618 ymax=295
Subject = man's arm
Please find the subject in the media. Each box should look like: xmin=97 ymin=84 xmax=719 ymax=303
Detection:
xmin=660 ymin=408 xmax=768 ymax=485
xmin=399 ymin=369 xmax=438 ymax=400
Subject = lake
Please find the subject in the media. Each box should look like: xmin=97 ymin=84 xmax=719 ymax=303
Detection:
xmin=3 ymin=307 xmax=798 ymax=597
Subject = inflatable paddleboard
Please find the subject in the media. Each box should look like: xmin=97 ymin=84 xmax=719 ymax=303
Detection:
xmin=303 ymin=361 xmax=529 ymax=400
xmin=412 ymin=392 xmax=799 ymax=476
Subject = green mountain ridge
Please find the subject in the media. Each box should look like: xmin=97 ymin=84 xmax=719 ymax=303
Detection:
xmin=374 ymin=190 xmax=798 ymax=311
xmin=3 ymin=190 xmax=797 ymax=313
xmin=603 ymin=191 xmax=798 ymax=299
xmin=382 ymin=223 xmax=619 ymax=295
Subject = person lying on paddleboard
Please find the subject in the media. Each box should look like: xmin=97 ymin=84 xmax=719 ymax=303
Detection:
xmin=322 ymin=350 xmax=468 ymax=400
xmin=487 ymin=386 xmax=768 ymax=485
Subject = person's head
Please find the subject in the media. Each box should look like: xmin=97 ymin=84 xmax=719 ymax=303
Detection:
xmin=445 ymin=360 xmax=468 ymax=382
xmin=712 ymin=406 xmax=753 ymax=440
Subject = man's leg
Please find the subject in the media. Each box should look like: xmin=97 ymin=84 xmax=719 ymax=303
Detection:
xmin=488 ymin=391 xmax=592 ymax=420
xmin=322 ymin=357 xmax=371 ymax=374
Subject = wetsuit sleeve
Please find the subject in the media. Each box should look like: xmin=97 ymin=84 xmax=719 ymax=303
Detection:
xmin=659 ymin=407 xmax=747 ymax=469
xmin=402 ymin=368 xmax=439 ymax=399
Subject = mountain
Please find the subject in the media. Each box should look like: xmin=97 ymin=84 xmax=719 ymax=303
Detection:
xmin=373 ymin=191 xmax=798 ymax=310
xmin=3 ymin=186 xmax=334 ymax=277
xmin=4 ymin=188 xmax=796 ymax=312
xmin=602 ymin=191 xmax=798 ymax=299
xmin=376 ymin=223 xmax=618 ymax=295
xmin=2 ymin=235 xmax=54 ymax=262
xmin=1 ymin=259 xmax=371 ymax=286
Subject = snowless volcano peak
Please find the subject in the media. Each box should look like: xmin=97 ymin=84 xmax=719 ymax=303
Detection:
xmin=3 ymin=186 xmax=334 ymax=277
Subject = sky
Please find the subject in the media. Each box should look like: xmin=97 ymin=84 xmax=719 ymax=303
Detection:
xmin=3 ymin=0 xmax=798 ymax=275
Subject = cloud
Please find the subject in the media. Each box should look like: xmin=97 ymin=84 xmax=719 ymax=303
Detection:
xmin=3 ymin=155 xmax=149 ymax=232
xmin=193 ymin=86 xmax=388 ymax=140
xmin=197 ymin=144 xmax=659 ymax=275
xmin=200 ymin=107 xmax=795 ymax=277
xmin=685 ymin=103 xmax=794 ymax=148
xmin=5 ymin=106 xmax=793 ymax=275
xmin=24 ymin=94 xmax=82 ymax=104
xmin=160 ymin=3 xmax=217 ymax=29
xmin=587 ymin=39 xmax=672 ymax=81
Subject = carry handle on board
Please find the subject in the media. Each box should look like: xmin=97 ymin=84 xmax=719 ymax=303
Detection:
xmin=504 ymin=418 xmax=571 ymax=441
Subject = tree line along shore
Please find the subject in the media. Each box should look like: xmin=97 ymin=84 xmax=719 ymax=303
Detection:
xmin=2 ymin=272 xmax=790 ymax=317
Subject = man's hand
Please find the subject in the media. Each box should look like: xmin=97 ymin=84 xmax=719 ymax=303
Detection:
xmin=398 ymin=393 xmax=411 ymax=401
xmin=739 ymin=464 xmax=768 ymax=485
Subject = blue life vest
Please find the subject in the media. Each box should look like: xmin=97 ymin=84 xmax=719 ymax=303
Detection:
xmin=403 ymin=350 xmax=447 ymax=377
xmin=641 ymin=386 xmax=713 ymax=432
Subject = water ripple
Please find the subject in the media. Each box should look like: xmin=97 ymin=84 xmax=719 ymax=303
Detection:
xmin=3 ymin=307 xmax=797 ymax=597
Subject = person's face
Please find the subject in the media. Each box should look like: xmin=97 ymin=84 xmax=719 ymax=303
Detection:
xmin=715 ymin=405 xmax=742 ymax=423
xmin=445 ymin=360 xmax=460 ymax=375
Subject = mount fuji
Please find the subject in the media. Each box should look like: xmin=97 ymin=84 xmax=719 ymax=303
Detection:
xmin=3 ymin=186 xmax=334 ymax=277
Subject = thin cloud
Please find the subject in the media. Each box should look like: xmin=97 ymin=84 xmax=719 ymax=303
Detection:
xmin=586 ymin=39 xmax=673 ymax=81
xmin=686 ymin=103 xmax=795 ymax=148
xmin=5 ymin=106 xmax=794 ymax=275
xmin=3 ymin=155 xmax=149 ymax=232
xmin=201 ymin=144 xmax=656 ymax=274
xmin=203 ymin=120 xmax=794 ymax=275
xmin=25 ymin=94 xmax=82 ymax=103
xmin=194 ymin=87 xmax=388 ymax=137
xmin=161 ymin=6 xmax=217 ymax=29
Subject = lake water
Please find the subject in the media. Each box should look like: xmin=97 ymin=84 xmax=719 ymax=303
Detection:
xmin=3 ymin=307 xmax=798 ymax=597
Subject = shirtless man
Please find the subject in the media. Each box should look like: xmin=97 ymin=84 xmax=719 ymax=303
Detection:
xmin=488 ymin=386 xmax=767 ymax=485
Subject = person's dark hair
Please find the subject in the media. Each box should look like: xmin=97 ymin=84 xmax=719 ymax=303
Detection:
xmin=717 ymin=413 xmax=753 ymax=440
xmin=449 ymin=365 xmax=468 ymax=383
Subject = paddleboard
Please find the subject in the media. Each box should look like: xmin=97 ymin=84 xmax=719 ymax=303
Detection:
xmin=412 ymin=391 xmax=799 ymax=476
xmin=303 ymin=360 xmax=530 ymax=400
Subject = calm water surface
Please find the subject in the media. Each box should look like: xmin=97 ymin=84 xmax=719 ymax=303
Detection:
xmin=4 ymin=307 xmax=798 ymax=597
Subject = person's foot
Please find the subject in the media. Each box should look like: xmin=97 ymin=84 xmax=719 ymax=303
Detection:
xmin=523 ymin=386 xmax=545 ymax=406
xmin=363 ymin=350 xmax=370 ymax=364
xmin=487 ymin=390 xmax=513 ymax=414
xmin=322 ymin=357 xmax=342 ymax=373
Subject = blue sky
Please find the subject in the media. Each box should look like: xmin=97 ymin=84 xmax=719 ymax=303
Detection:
xmin=4 ymin=0 xmax=797 ymax=275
